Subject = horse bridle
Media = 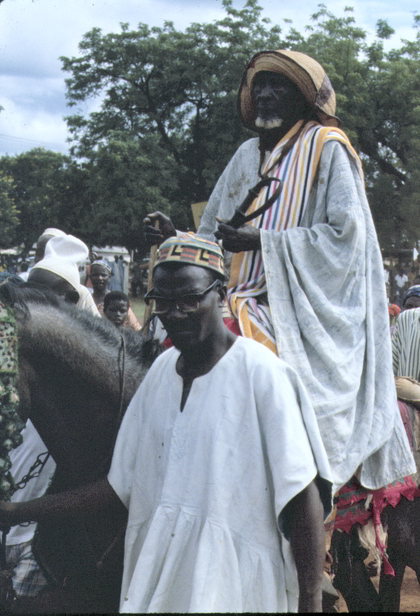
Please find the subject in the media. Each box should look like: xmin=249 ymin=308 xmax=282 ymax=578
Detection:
xmin=224 ymin=176 xmax=283 ymax=229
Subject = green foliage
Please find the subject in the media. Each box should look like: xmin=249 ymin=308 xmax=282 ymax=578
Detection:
xmin=0 ymin=172 xmax=19 ymax=248
xmin=0 ymin=149 xmax=71 ymax=254
xmin=1 ymin=1 xmax=419 ymax=252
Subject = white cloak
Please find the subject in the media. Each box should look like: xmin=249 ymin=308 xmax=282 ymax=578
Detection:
xmin=198 ymin=137 xmax=415 ymax=492
xmin=109 ymin=337 xmax=332 ymax=613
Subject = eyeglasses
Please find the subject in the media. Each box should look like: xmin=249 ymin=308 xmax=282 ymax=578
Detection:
xmin=144 ymin=279 xmax=221 ymax=315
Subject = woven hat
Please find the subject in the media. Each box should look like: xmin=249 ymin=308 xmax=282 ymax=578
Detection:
xmin=238 ymin=49 xmax=340 ymax=132
xmin=32 ymin=234 xmax=88 ymax=291
xmin=154 ymin=233 xmax=224 ymax=278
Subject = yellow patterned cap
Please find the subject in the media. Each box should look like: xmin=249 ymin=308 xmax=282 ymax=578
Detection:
xmin=155 ymin=233 xmax=224 ymax=277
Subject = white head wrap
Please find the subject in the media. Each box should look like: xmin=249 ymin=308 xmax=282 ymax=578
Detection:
xmin=40 ymin=228 xmax=67 ymax=239
xmin=32 ymin=234 xmax=88 ymax=291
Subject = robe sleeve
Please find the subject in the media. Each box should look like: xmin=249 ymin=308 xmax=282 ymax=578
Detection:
xmin=261 ymin=140 xmax=414 ymax=490
xmin=250 ymin=350 xmax=333 ymax=527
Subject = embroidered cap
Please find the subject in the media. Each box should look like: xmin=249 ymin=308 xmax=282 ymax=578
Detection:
xmin=154 ymin=233 xmax=224 ymax=278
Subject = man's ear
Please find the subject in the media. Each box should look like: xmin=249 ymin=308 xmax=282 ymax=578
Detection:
xmin=218 ymin=283 xmax=228 ymax=305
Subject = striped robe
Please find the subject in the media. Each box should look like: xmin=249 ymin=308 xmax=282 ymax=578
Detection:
xmin=228 ymin=120 xmax=360 ymax=353
xmin=198 ymin=122 xmax=415 ymax=492
xmin=392 ymin=308 xmax=420 ymax=381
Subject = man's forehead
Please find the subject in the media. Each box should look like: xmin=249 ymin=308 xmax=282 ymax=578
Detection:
xmin=252 ymin=71 xmax=296 ymax=88
xmin=154 ymin=263 xmax=212 ymax=291
xmin=108 ymin=299 xmax=128 ymax=308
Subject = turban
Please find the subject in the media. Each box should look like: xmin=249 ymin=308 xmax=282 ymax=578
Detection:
xmin=238 ymin=49 xmax=340 ymax=132
xmin=32 ymin=234 xmax=88 ymax=291
xmin=40 ymin=228 xmax=67 ymax=239
xmin=154 ymin=233 xmax=225 ymax=278
xmin=91 ymin=259 xmax=112 ymax=274
xmin=403 ymin=285 xmax=420 ymax=306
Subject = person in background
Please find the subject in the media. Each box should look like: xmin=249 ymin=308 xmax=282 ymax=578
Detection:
xmin=91 ymin=262 xmax=141 ymax=330
xmin=392 ymin=307 xmax=420 ymax=483
xmin=103 ymin=291 xmax=141 ymax=331
xmin=388 ymin=303 xmax=401 ymax=336
xmin=394 ymin=265 xmax=409 ymax=307
xmin=402 ymin=285 xmax=420 ymax=312
xmin=118 ymin=255 xmax=126 ymax=292
xmin=29 ymin=234 xmax=100 ymax=316
xmin=18 ymin=262 xmax=30 ymax=282
xmin=34 ymin=228 xmax=66 ymax=264
xmin=83 ymin=251 xmax=99 ymax=291
xmin=90 ymin=260 xmax=112 ymax=307
xmin=33 ymin=229 xmax=99 ymax=316
xmin=109 ymin=255 xmax=124 ymax=292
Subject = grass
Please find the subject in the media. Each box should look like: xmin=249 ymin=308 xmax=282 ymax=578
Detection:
xmin=130 ymin=297 xmax=146 ymax=325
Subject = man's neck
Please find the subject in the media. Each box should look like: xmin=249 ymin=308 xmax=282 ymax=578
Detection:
xmin=176 ymin=325 xmax=236 ymax=382
xmin=258 ymin=118 xmax=303 ymax=152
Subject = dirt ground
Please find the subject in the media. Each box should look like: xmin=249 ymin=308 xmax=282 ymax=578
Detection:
xmin=337 ymin=564 xmax=420 ymax=612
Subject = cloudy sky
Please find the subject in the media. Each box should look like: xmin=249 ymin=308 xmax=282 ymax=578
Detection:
xmin=0 ymin=0 xmax=418 ymax=157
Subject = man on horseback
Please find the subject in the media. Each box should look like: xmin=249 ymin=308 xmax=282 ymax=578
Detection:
xmin=145 ymin=49 xmax=415 ymax=493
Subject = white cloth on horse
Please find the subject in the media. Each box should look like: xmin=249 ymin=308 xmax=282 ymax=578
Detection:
xmin=109 ymin=337 xmax=332 ymax=613
xmin=198 ymin=138 xmax=415 ymax=493
xmin=8 ymin=420 xmax=56 ymax=545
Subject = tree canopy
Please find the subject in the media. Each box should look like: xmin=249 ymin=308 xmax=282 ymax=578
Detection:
xmin=1 ymin=1 xmax=419 ymax=254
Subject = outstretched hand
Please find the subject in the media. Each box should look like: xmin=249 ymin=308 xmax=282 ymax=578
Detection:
xmin=143 ymin=212 xmax=176 ymax=247
xmin=214 ymin=218 xmax=261 ymax=253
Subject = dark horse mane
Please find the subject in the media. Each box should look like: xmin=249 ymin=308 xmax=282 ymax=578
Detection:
xmin=0 ymin=280 xmax=162 ymax=367
xmin=0 ymin=280 xmax=165 ymax=612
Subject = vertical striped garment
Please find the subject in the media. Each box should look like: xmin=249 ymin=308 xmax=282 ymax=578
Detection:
xmin=228 ymin=119 xmax=361 ymax=353
xmin=392 ymin=307 xmax=420 ymax=381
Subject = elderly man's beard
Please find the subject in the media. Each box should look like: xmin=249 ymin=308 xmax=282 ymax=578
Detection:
xmin=255 ymin=116 xmax=283 ymax=130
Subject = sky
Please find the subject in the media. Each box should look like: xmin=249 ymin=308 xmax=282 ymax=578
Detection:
xmin=0 ymin=0 xmax=418 ymax=157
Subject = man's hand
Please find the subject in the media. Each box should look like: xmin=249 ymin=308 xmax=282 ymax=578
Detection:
xmin=143 ymin=212 xmax=176 ymax=246
xmin=214 ymin=218 xmax=261 ymax=252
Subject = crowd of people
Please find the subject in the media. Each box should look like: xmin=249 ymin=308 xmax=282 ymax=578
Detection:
xmin=0 ymin=47 xmax=419 ymax=614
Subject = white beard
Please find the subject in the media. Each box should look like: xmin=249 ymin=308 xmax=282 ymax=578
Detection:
xmin=255 ymin=116 xmax=283 ymax=129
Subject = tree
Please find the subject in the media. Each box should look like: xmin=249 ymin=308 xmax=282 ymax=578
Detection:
xmin=60 ymin=0 xmax=283 ymax=238
xmin=53 ymin=2 xmax=420 ymax=249
xmin=283 ymin=5 xmax=420 ymax=247
xmin=0 ymin=149 xmax=72 ymax=255
xmin=68 ymin=134 xmax=176 ymax=253
xmin=0 ymin=172 xmax=19 ymax=248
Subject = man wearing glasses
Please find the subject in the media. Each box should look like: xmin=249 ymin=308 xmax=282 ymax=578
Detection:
xmin=108 ymin=234 xmax=333 ymax=613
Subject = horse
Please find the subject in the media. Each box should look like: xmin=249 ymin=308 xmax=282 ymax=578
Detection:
xmin=330 ymin=448 xmax=420 ymax=612
xmin=1 ymin=282 xmax=418 ymax=612
xmin=0 ymin=282 xmax=162 ymax=613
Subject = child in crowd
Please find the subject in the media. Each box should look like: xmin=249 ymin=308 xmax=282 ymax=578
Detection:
xmin=103 ymin=291 xmax=140 ymax=330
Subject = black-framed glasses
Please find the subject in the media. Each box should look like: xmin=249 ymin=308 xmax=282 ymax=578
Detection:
xmin=144 ymin=279 xmax=221 ymax=315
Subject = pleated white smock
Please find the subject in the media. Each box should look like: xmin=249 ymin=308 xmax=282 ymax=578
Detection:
xmin=109 ymin=337 xmax=332 ymax=613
